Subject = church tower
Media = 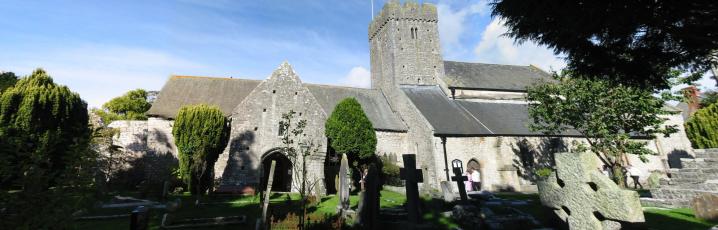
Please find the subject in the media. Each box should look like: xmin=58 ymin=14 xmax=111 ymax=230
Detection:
xmin=369 ymin=0 xmax=444 ymax=90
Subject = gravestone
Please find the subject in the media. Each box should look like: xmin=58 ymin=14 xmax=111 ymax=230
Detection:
xmin=258 ymin=160 xmax=276 ymax=230
xmin=440 ymin=181 xmax=456 ymax=202
xmin=537 ymin=152 xmax=644 ymax=230
xmin=400 ymin=154 xmax=423 ymax=224
xmin=162 ymin=181 xmax=169 ymax=201
xmin=691 ymin=193 xmax=718 ymax=221
xmin=357 ymin=164 xmax=380 ymax=230
xmin=130 ymin=206 xmax=149 ymax=230
xmin=451 ymin=167 xmax=469 ymax=201
xmin=337 ymin=154 xmax=350 ymax=212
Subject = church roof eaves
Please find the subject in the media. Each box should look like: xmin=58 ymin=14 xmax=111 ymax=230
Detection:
xmin=442 ymin=60 xmax=555 ymax=92
xmin=147 ymin=76 xmax=261 ymax=119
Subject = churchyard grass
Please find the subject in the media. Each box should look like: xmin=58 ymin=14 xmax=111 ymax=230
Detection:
xmin=495 ymin=193 xmax=718 ymax=230
xmin=74 ymin=190 xmax=425 ymax=229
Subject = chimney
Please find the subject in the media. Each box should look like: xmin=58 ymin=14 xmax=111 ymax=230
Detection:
xmin=682 ymin=86 xmax=700 ymax=117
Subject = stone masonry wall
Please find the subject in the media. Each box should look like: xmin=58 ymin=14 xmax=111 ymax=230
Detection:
xmin=220 ymin=63 xmax=328 ymax=194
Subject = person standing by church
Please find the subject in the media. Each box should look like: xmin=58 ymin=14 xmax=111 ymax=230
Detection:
xmin=627 ymin=166 xmax=643 ymax=189
xmin=470 ymin=167 xmax=481 ymax=191
xmin=464 ymin=169 xmax=473 ymax=192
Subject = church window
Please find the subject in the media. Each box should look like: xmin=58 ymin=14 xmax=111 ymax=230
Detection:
xmin=295 ymin=92 xmax=298 ymax=95
xmin=278 ymin=123 xmax=286 ymax=137
xmin=263 ymin=108 xmax=266 ymax=112
xmin=272 ymin=90 xmax=276 ymax=94
xmin=254 ymin=127 xmax=258 ymax=131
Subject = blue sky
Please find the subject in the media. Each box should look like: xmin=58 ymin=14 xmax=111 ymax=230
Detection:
xmin=0 ymin=0 xmax=714 ymax=108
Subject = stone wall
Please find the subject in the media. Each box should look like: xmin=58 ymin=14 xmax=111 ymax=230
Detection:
xmin=220 ymin=63 xmax=328 ymax=194
xmin=432 ymin=136 xmax=584 ymax=192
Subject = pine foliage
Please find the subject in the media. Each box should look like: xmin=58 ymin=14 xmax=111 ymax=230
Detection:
xmin=172 ymin=104 xmax=229 ymax=194
xmin=685 ymin=103 xmax=718 ymax=148
xmin=325 ymin=98 xmax=377 ymax=161
xmin=0 ymin=69 xmax=93 ymax=228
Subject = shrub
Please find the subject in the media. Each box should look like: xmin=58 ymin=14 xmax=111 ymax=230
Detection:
xmin=685 ymin=103 xmax=718 ymax=148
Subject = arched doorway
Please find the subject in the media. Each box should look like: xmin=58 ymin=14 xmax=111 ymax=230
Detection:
xmin=467 ymin=159 xmax=482 ymax=190
xmin=261 ymin=150 xmax=292 ymax=192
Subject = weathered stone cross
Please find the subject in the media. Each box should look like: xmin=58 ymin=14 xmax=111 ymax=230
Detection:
xmin=451 ymin=167 xmax=468 ymax=201
xmin=400 ymin=154 xmax=423 ymax=224
xmin=537 ymin=151 xmax=645 ymax=230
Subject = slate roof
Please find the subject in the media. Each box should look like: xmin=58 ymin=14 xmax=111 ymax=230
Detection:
xmin=400 ymin=85 xmax=581 ymax=136
xmin=400 ymin=85 xmax=491 ymax=135
xmin=147 ymin=76 xmax=261 ymax=118
xmin=147 ymin=76 xmax=406 ymax=132
xmin=305 ymin=84 xmax=406 ymax=131
xmin=442 ymin=61 xmax=554 ymax=91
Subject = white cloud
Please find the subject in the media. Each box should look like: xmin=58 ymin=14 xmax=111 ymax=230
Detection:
xmin=437 ymin=1 xmax=488 ymax=46
xmin=340 ymin=66 xmax=371 ymax=88
xmin=473 ymin=18 xmax=566 ymax=72
xmin=0 ymin=44 xmax=208 ymax=108
xmin=437 ymin=1 xmax=489 ymax=59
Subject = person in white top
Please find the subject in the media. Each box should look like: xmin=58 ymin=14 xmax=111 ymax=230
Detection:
xmin=470 ymin=168 xmax=481 ymax=191
xmin=627 ymin=166 xmax=643 ymax=189
xmin=464 ymin=169 xmax=473 ymax=192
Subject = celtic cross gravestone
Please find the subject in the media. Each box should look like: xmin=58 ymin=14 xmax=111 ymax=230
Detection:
xmin=537 ymin=151 xmax=644 ymax=230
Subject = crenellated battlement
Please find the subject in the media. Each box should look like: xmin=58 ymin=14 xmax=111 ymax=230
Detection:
xmin=368 ymin=0 xmax=437 ymax=41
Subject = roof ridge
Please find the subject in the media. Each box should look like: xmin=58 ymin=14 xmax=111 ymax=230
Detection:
xmin=443 ymin=60 xmax=532 ymax=68
xmin=303 ymin=82 xmax=376 ymax=91
xmin=170 ymin=75 xmax=262 ymax=81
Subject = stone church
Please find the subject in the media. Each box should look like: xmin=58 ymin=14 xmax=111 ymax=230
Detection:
xmin=110 ymin=1 xmax=694 ymax=195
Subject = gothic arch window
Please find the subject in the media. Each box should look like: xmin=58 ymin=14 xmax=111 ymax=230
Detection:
xmin=411 ymin=27 xmax=417 ymax=39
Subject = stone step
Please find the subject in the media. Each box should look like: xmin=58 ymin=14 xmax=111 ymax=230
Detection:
xmin=640 ymin=197 xmax=689 ymax=208
xmin=680 ymin=158 xmax=718 ymax=169
xmin=659 ymin=177 xmax=706 ymax=185
xmin=651 ymin=188 xmax=718 ymax=205
xmin=695 ymin=151 xmax=718 ymax=159
xmin=660 ymin=183 xmax=718 ymax=191
xmin=695 ymin=148 xmax=718 ymax=155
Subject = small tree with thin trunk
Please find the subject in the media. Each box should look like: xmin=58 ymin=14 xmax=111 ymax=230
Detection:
xmin=279 ymin=110 xmax=321 ymax=230
xmin=527 ymin=73 xmax=677 ymax=187
xmin=172 ymin=104 xmax=229 ymax=203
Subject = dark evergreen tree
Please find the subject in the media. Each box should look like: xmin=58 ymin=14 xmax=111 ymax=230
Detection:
xmin=0 ymin=69 xmax=94 ymax=228
xmin=491 ymin=0 xmax=718 ymax=89
xmin=685 ymin=103 xmax=718 ymax=148
xmin=172 ymin=104 xmax=229 ymax=197
xmin=0 ymin=71 xmax=18 ymax=92
xmin=325 ymin=97 xmax=377 ymax=165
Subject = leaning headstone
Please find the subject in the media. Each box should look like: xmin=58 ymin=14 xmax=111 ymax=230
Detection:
xmin=400 ymin=154 xmax=423 ymax=225
xmin=440 ymin=181 xmax=456 ymax=202
xmin=130 ymin=206 xmax=149 ymax=230
xmin=357 ymin=164 xmax=380 ymax=230
xmin=691 ymin=193 xmax=718 ymax=221
xmin=257 ymin=160 xmax=276 ymax=230
xmin=537 ymin=151 xmax=644 ymax=230
xmin=451 ymin=167 xmax=468 ymax=201
xmin=337 ymin=154 xmax=350 ymax=213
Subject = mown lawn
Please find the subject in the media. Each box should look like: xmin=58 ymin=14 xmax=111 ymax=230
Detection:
xmin=74 ymin=190 xmax=421 ymax=229
xmin=495 ymin=193 xmax=718 ymax=230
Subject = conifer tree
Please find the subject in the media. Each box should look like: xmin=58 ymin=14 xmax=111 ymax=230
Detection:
xmin=325 ymin=97 xmax=377 ymax=165
xmin=172 ymin=104 xmax=229 ymax=198
xmin=0 ymin=69 xmax=93 ymax=228
xmin=685 ymin=103 xmax=718 ymax=148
